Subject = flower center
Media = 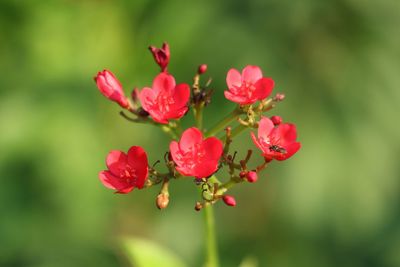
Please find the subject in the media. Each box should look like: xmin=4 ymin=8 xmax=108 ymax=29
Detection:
xmin=179 ymin=143 xmax=205 ymax=169
xmin=120 ymin=165 xmax=138 ymax=184
xmin=155 ymin=93 xmax=175 ymax=113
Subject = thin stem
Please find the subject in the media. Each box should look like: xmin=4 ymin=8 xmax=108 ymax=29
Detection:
xmin=206 ymin=107 xmax=242 ymax=137
xmin=204 ymin=203 xmax=219 ymax=267
xmin=194 ymin=103 xmax=204 ymax=129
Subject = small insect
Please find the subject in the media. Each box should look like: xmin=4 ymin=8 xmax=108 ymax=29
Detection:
xmin=269 ymin=145 xmax=287 ymax=154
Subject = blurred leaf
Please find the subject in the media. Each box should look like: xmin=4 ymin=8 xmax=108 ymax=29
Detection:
xmin=121 ymin=237 xmax=187 ymax=267
xmin=239 ymin=256 xmax=258 ymax=267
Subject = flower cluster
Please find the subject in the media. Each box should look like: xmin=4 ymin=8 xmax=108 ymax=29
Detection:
xmin=95 ymin=42 xmax=300 ymax=210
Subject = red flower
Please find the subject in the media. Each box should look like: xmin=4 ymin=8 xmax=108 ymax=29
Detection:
xmin=99 ymin=146 xmax=149 ymax=194
xmin=170 ymin=128 xmax=223 ymax=178
xmin=251 ymin=117 xmax=301 ymax=161
xmin=149 ymin=42 xmax=170 ymax=72
xmin=224 ymin=65 xmax=274 ymax=105
xmin=138 ymin=72 xmax=190 ymax=124
xmin=94 ymin=70 xmax=129 ymax=108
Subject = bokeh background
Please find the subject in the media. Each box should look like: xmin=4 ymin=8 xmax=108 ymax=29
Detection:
xmin=1 ymin=0 xmax=399 ymax=266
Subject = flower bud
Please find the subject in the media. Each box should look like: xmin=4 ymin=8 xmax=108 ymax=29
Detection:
xmin=149 ymin=42 xmax=170 ymax=72
xmin=270 ymin=115 xmax=282 ymax=126
xmin=198 ymin=64 xmax=208 ymax=75
xmin=246 ymin=171 xmax=258 ymax=183
xmin=222 ymin=195 xmax=236 ymax=207
xmin=194 ymin=201 xmax=203 ymax=211
xmin=274 ymin=93 xmax=285 ymax=102
xmin=239 ymin=171 xmax=247 ymax=178
xmin=156 ymin=193 xmax=169 ymax=210
xmin=94 ymin=70 xmax=129 ymax=108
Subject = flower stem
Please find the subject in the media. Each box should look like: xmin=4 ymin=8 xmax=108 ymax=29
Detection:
xmin=203 ymin=203 xmax=219 ymax=267
xmin=205 ymin=107 xmax=242 ymax=137
xmin=194 ymin=103 xmax=204 ymax=129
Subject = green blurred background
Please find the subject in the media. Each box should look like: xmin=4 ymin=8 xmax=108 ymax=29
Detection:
xmin=1 ymin=0 xmax=399 ymax=266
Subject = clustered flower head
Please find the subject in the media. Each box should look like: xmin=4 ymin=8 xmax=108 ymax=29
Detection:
xmin=94 ymin=42 xmax=301 ymax=210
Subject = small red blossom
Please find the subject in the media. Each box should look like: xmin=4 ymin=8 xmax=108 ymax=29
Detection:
xmin=170 ymin=128 xmax=223 ymax=178
xmin=246 ymin=171 xmax=258 ymax=183
xmin=149 ymin=42 xmax=170 ymax=72
xmin=224 ymin=65 xmax=274 ymax=105
xmin=138 ymin=73 xmax=190 ymax=124
xmin=270 ymin=115 xmax=282 ymax=126
xmin=198 ymin=64 xmax=208 ymax=74
xmin=222 ymin=195 xmax=236 ymax=207
xmin=99 ymin=146 xmax=148 ymax=194
xmin=251 ymin=117 xmax=301 ymax=161
xmin=94 ymin=70 xmax=129 ymax=108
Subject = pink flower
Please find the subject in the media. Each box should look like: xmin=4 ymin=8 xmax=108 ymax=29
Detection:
xmin=251 ymin=117 xmax=301 ymax=161
xmin=94 ymin=70 xmax=129 ymax=108
xmin=99 ymin=146 xmax=149 ymax=194
xmin=149 ymin=42 xmax=170 ymax=72
xmin=138 ymin=72 xmax=190 ymax=124
xmin=224 ymin=65 xmax=274 ymax=105
xmin=170 ymin=128 xmax=223 ymax=178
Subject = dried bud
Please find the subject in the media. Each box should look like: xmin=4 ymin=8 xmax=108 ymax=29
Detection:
xmin=195 ymin=201 xmax=203 ymax=211
xmin=156 ymin=193 xmax=169 ymax=210
xmin=131 ymin=88 xmax=140 ymax=102
xmin=274 ymin=93 xmax=285 ymax=102
xmin=198 ymin=64 xmax=208 ymax=75
xmin=246 ymin=171 xmax=258 ymax=183
xmin=222 ymin=195 xmax=236 ymax=207
xmin=270 ymin=115 xmax=282 ymax=126
xmin=149 ymin=42 xmax=170 ymax=72
xmin=239 ymin=171 xmax=247 ymax=178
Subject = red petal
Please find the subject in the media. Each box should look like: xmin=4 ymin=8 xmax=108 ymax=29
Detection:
xmin=127 ymin=146 xmax=149 ymax=188
xmin=258 ymin=117 xmax=275 ymax=140
xmin=104 ymin=70 xmax=124 ymax=95
xmin=202 ymin=137 xmax=223 ymax=161
xmin=251 ymin=132 xmax=266 ymax=153
xmin=254 ymin=77 xmax=274 ymax=100
xmin=152 ymin=72 xmax=176 ymax=93
xmin=242 ymin=65 xmax=263 ymax=84
xmin=224 ymin=90 xmax=253 ymax=105
xmin=193 ymin=160 xmax=219 ymax=178
xmin=99 ymin=170 xmax=134 ymax=193
xmin=275 ymin=142 xmax=301 ymax=161
xmin=106 ymin=150 xmax=127 ymax=176
xmin=274 ymin=123 xmax=297 ymax=145
xmin=226 ymin=68 xmax=242 ymax=88
xmin=172 ymin=83 xmax=190 ymax=108
xmin=179 ymin=127 xmax=203 ymax=152
xmin=138 ymin=87 xmax=156 ymax=112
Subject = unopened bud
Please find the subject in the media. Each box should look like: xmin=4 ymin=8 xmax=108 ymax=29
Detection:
xmin=246 ymin=171 xmax=258 ymax=183
xmin=198 ymin=64 xmax=208 ymax=75
xmin=270 ymin=115 xmax=282 ymax=126
xmin=222 ymin=195 xmax=236 ymax=207
xmin=239 ymin=171 xmax=247 ymax=178
xmin=195 ymin=201 xmax=203 ymax=211
xmin=274 ymin=93 xmax=285 ymax=101
xmin=149 ymin=42 xmax=170 ymax=72
xmin=156 ymin=193 xmax=169 ymax=210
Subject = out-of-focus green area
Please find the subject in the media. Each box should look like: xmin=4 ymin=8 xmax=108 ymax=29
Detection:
xmin=1 ymin=0 xmax=399 ymax=266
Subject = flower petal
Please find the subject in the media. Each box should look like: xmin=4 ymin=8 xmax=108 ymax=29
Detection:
xmin=202 ymin=137 xmax=223 ymax=161
xmin=242 ymin=65 xmax=263 ymax=84
xmin=226 ymin=68 xmax=242 ymax=88
xmin=224 ymin=90 xmax=251 ymax=105
xmin=106 ymin=150 xmax=127 ymax=176
xmin=193 ymin=160 xmax=219 ymax=178
xmin=172 ymin=83 xmax=190 ymax=108
xmin=99 ymin=170 xmax=134 ymax=193
xmin=152 ymin=72 xmax=176 ymax=93
xmin=127 ymin=146 xmax=149 ymax=188
xmin=254 ymin=77 xmax=274 ymax=100
xmin=138 ymin=87 xmax=156 ymax=112
xmin=275 ymin=142 xmax=301 ymax=161
xmin=169 ymin=141 xmax=183 ymax=165
xmin=179 ymin=127 xmax=203 ymax=152
xmin=274 ymin=123 xmax=297 ymax=145
xmin=258 ymin=117 xmax=275 ymax=140
xmin=251 ymin=132 xmax=266 ymax=153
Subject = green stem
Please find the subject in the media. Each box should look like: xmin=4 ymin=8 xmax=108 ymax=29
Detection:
xmin=206 ymin=107 xmax=242 ymax=137
xmin=204 ymin=203 xmax=219 ymax=267
xmin=194 ymin=103 xmax=204 ymax=129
